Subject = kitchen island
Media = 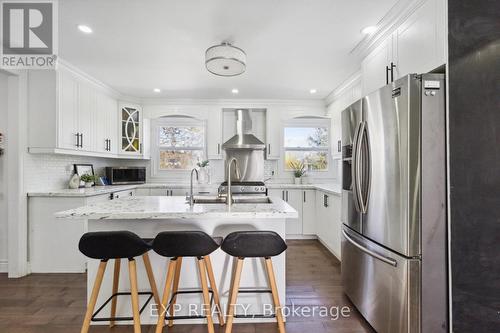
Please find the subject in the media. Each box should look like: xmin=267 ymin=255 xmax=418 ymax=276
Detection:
xmin=56 ymin=196 xmax=297 ymax=325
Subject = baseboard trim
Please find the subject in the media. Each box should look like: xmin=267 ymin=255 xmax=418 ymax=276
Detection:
xmin=285 ymin=235 xmax=318 ymax=240
xmin=317 ymin=237 xmax=342 ymax=262
xmin=0 ymin=260 xmax=8 ymax=273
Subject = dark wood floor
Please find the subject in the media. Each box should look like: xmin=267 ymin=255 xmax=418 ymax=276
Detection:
xmin=0 ymin=240 xmax=374 ymax=333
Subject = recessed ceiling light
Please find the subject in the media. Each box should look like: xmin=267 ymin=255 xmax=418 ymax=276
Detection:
xmin=231 ymin=88 xmax=239 ymax=94
xmin=153 ymin=88 xmax=161 ymax=93
xmin=77 ymin=25 xmax=93 ymax=34
xmin=310 ymin=89 xmax=317 ymax=94
xmin=361 ymin=26 xmax=377 ymax=35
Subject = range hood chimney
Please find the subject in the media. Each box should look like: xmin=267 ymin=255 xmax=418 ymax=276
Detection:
xmin=222 ymin=109 xmax=266 ymax=150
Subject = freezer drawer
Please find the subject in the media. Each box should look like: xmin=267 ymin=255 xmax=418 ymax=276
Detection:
xmin=341 ymin=225 xmax=420 ymax=333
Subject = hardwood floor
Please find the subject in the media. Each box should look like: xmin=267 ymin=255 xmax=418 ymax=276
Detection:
xmin=0 ymin=240 xmax=374 ymax=333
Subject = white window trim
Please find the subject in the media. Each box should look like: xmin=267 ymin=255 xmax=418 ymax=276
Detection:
xmin=150 ymin=117 xmax=207 ymax=178
xmin=279 ymin=118 xmax=333 ymax=178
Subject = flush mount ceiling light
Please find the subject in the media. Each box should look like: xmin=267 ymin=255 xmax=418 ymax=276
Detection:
xmin=361 ymin=26 xmax=377 ymax=35
xmin=153 ymin=88 xmax=161 ymax=93
xmin=77 ymin=25 xmax=93 ymax=34
xmin=205 ymin=42 xmax=246 ymax=77
xmin=310 ymin=89 xmax=317 ymax=94
xmin=231 ymin=88 xmax=239 ymax=94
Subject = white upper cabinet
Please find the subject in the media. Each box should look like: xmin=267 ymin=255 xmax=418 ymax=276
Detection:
xmin=57 ymin=71 xmax=79 ymax=150
xmin=361 ymin=36 xmax=394 ymax=96
xmin=265 ymin=107 xmax=281 ymax=160
xmin=206 ymin=107 xmax=223 ymax=159
xmin=361 ymin=0 xmax=446 ymax=96
xmin=28 ymin=66 xmax=129 ymax=158
xmin=119 ymin=103 xmax=143 ymax=156
xmin=394 ymin=0 xmax=446 ymax=79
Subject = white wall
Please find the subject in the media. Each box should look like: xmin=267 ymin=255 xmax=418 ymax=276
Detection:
xmin=0 ymin=72 xmax=9 ymax=271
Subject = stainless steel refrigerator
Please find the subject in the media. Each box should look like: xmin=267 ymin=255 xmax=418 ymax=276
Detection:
xmin=341 ymin=74 xmax=448 ymax=333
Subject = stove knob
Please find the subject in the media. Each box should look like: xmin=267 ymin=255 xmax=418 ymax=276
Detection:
xmin=240 ymin=187 xmax=245 ymax=192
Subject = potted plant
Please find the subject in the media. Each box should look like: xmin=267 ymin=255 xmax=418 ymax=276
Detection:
xmin=289 ymin=161 xmax=306 ymax=184
xmin=80 ymin=174 xmax=96 ymax=188
xmin=196 ymin=160 xmax=211 ymax=184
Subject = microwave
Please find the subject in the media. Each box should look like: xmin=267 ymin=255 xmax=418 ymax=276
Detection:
xmin=105 ymin=167 xmax=146 ymax=185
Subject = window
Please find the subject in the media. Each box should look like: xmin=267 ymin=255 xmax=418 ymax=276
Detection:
xmin=284 ymin=119 xmax=330 ymax=171
xmin=153 ymin=118 xmax=205 ymax=171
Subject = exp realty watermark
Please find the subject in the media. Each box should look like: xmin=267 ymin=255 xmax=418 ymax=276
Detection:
xmin=151 ymin=303 xmax=352 ymax=321
xmin=1 ymin=0 xmax=58 ymax=69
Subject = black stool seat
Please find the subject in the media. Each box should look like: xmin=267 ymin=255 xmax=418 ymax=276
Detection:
xmin=153 ymin=231 xmax=222 ymax=258
xmin=79 ymin=231 xmax=151 ymax=260
xmin=221 ymin=231 xmax=287 ymax=258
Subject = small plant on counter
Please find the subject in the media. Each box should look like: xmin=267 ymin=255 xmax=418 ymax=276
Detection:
xmin=196 ymin=160 xmax=210 ymax=168
xmin=80 ymin=174 xmax=97 ymax=188
xmin=289 ymin=161 xmax=306 ymax=184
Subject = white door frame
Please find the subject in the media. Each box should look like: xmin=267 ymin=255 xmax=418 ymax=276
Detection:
xmin=3 ymin=69 xmax=29 ymax=278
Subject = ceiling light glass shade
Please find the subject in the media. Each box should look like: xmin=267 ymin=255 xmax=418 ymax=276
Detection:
xmin=205 ymin=43 xmax=246 ymax=76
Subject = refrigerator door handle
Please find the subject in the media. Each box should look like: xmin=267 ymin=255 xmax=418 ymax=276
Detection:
xmin=342 ymin=229 xmax=398 ymax=267
xmin=352 ymin=122 xmax=363 ymax=212
xmin=355 ymin=121 xmax=367 ymax=213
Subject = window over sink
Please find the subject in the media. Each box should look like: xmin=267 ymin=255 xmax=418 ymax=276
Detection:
xmin=152 ymin=117 xmax=206 ymax=174
xmin=283 ymin=118 xmax=330 ymax=172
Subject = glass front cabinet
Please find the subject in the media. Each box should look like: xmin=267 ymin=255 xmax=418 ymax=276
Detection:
xmin=119 ymin=103 xmax=142 ymax=155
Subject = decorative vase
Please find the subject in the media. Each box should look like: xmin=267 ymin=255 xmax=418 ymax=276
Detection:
xmin=198 ymin=167 xmax=207 ymax=184
xmin=294 ymin=177 xmax=301 ymax=185
xmin=84 ymin=182 xmax=93 ymax=188
xmin=68 ymin=174 xmax=80 ymax=189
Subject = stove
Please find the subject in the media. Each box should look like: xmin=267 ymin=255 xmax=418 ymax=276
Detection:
xmin=218 ymin=181 xmax=267 ymax=195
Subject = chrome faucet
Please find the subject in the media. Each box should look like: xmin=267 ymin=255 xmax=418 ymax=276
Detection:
xmin=226 ymin=157 xmax=241 ymax=206
xmin=188 ymin=168 xmax=199 ymax=206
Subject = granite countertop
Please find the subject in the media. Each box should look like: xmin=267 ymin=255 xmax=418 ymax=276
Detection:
xmin=55 ymin=196 xmax=298 ymax=220
xmin=28 ymin=183 xmax=341 ymax=198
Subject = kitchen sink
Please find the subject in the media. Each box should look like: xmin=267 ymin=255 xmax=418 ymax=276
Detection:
xmin=192 ymin=196 xmax=272 ymax=204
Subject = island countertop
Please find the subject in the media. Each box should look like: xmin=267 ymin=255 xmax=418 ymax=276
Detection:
xmin=55 ymin=196 xmax=298 ymax=220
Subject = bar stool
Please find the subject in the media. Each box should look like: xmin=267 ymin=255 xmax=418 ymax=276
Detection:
xmin=221 ymin=231 xmax=287 ymax=333
xmin=78 ymin=231 xmax=161 ymax=333
xmin=152 ymin=231 xmax=225 ymax=333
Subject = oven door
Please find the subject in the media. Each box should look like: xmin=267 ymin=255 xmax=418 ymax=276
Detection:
xmin=341 ymin=225 xmax=421 ymax=333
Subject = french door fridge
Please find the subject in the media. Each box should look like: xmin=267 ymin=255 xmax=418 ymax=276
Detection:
xmin=341 ymin=74 xmax=448 ymax=333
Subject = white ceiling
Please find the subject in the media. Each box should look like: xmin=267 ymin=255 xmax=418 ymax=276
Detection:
xmin=59 ymin=0 xmax=397 ymax=100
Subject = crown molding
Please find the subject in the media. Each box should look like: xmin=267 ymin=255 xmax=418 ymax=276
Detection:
xmin=140 ymin=97 xmax=326 ymax=108
xmin=57 ymin=58 xmax=141 ymax=104
xmin=350 ymin=0 xmax=427 ymax=58
xmin=325 ymin=70 xmax=362 ymax=106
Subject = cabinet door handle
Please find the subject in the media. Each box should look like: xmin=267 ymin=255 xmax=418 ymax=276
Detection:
xmin=268 ymin=144 xmax=271 ymax=155
xmin=217 ymin=144 xmax=220 ymax=155
xmin=324 ymin=194 xmax=329 ymax=207
xmin=108 ymin=139 xmax=111 ymax=151
xmin=338 ymin=140 xmax=342 ymax=153
xmin=390 ymin=62 xmax=396 ymax=82
xmin=282 ymin=190 xmax=285 ymax=201
xmin=385 ymin=65 xmax=390 ymax=85
xmin=286 ymin=190 xmax=289 ymax=202
xmin=75 ymin=133 xmax=80 ymax=147
xmin=80 ymin=133 xmax=83 ymax=148
xmin=303 ymin=191 xmax=306 ymax=203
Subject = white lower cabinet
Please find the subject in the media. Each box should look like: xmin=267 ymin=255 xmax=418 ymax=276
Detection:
xmin=29 ymin=193 xmax=111 ymax=273
xmin=315 ymin=190 xmax=342 ymax=260
xmin=270 ymin=189 xmax=316 ymax=238
xmin=302 ymin=190 xmax=316 ymax=235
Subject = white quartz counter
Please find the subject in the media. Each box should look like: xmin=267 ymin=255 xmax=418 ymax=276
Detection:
xmin=29 ymin=182 xmax=340 ymax=197
xmin=55 ymin=196 xmax=298 ymax=220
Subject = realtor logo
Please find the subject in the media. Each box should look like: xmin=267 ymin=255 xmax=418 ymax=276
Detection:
xmin=1 ymin=1 xmax=57 ymax=69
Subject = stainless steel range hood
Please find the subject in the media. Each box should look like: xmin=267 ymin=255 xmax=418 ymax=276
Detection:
xmin=222 ymin=109 xmax=266 ymax=150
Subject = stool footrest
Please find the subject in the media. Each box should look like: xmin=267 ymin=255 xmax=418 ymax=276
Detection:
xmin=233 ymin=288 xmax=276 ymax=319
xmin=91 ymin=291 xmax=154 ymax=322
xmin=164 ymin=289 xmax=215 ymax=321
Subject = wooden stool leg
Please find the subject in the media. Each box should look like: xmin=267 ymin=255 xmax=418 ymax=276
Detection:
xmin=155 ymin=259 xmax=177 ymax=333
xmin=225 ymin=258 xmax=244 ymax=333
xmin=265 ymin=258 xmax=286 ymax=333
xmin=142 ymin=253 xmax=161 ymax=307
xmin=168 ymin=257 xmax=183 ymax=327
xmin=204 ymin=255 xmax=225 ymax=326
xmin=128 ymin=259 xmax=142 ymax=333
xmin=81 ymin=260 xmax=108 ymax=333
xmin=109 ymin=259 xmax=121 ymax=328
xmin=197 ymin=258 xmax=215 ymax=333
